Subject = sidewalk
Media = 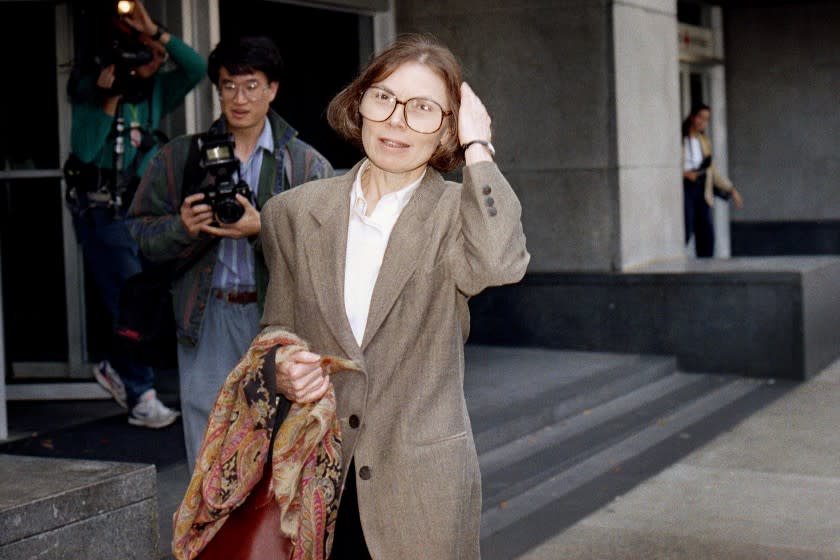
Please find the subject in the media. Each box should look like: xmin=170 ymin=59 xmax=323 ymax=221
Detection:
xmin=516 ymin=358 xmax=840 ymax=559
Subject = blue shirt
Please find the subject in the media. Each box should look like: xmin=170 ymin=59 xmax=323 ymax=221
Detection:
xmin=211 ymin=117 xmax=273 ymax=291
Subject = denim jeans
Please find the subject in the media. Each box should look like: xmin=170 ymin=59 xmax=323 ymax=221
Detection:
xmin=73 ymin=206 xmax=156 ymax=407
xmin=177 ymin=295 xmax=260 ymax=471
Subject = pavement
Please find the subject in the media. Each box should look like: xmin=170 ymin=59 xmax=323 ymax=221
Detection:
xmin=2 ymin=347 xmax=839 ymax=559
xmin=516 ymin=357 xmax=840 ymax=560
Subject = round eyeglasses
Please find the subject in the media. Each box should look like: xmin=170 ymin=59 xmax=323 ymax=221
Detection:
xmin=359 ymin=87 xmax=452 ymax=134
xmin=219 ymin=79 xmax=269 ymax=101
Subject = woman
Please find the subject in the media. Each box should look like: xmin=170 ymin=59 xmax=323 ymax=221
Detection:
xmin=260 ymin=33 xmax=530 ymax=559
xmin=681 ymin=103 xmax=743 ymax=257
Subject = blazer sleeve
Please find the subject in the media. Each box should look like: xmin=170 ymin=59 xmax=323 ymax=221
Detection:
xmin=449 ymin=161 xmax=530 ymax=297
xmin=259 ymin=196 xmax=297 ymax=330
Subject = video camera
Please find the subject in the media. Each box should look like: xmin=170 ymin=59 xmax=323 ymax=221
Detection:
xmin=195 ymin=130 xmax=253 ymax=224
xmin=95 ymin=33 xmax=152 ymax=99
xmin=91 ymin=3 xmax=155 ymax=99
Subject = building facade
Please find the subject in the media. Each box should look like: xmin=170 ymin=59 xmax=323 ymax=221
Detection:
xmin=1 ymin=0 xmax=837 ymax=435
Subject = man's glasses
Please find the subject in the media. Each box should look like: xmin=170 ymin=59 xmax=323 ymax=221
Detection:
xmin=359 ymin=87 xmax=451 ymax=134
xmin=219 ymin=79 xmax=269 ymax=101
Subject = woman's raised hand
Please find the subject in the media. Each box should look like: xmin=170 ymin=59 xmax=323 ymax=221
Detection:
xmin=458 ymin=82 xmax=494 ymax=164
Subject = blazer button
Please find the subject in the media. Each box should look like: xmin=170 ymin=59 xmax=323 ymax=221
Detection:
xmin=358 ymin=465 xmax=372 ymax=480
xmin=482 ymin=185 xmax=492 ymax=195
xmin=485 ymin=196 xmax=495 ymax=207
xmin=487 ymin=207 xmax=498 ymax=217
xmin=349 ymin=414 xmax=360 ymax=429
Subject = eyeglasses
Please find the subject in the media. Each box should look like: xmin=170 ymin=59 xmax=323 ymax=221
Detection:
xmin=219 ymin=79 xmax=270 ymax=101
xmin=359 ymin=87 xmax=451 ymax=134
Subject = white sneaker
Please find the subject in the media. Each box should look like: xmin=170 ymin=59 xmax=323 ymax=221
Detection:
xmin=129 ymin=389 xmax=180 ymax=429
xmin=93 ymin=360 xmax=128 ymax=409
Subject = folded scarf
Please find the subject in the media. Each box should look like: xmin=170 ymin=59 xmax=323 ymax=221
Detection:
xmin=172 ymin=326 xmax=361 ymax=560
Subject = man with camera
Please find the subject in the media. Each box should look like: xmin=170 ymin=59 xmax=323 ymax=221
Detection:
xmin=67 ymin=0 xmax=206 ymax=428
xmin=126 ymin=36 xmax=333 ymax=468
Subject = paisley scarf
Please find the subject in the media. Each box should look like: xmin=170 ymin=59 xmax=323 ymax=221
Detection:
xmin=172 ymin=326 xmax=360 ymax=559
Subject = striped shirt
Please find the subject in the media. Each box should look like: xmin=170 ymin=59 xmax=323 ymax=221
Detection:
xmin=211 ymin=116 xmax=273 ymax=291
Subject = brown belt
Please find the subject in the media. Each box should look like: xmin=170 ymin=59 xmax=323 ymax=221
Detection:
xmin=212 ymin=288 xmax=257 ymax=305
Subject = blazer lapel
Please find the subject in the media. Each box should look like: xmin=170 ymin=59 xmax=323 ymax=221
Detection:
xmin=304 ymin=167 xmax=361 ymax=361
xmin=360 ymin=169 xmax=443 ymax=351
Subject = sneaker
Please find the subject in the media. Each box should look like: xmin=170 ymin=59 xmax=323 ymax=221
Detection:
xmin=129 ymin=389 xmax=180 ymax=429
xmin=93 ymin=360 xmax=128 ymax=409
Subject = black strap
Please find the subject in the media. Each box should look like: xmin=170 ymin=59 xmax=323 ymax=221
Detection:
xmin=146 ymin=135 xmax=218 ymax=282
xmin=260 ymin=347 xmax=293 ymax=464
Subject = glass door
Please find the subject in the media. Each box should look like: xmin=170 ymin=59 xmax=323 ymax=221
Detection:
xmin=0 ymin=1 xmax=98 ymax=401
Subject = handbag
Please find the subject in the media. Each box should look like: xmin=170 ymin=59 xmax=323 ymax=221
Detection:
xmin=197 ymin=362 xmax=293 ymax=560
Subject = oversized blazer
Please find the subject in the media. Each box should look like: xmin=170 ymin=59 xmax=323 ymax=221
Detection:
xmin=259 ymin=159 xmax=530 ymax=559
xmin=683 ymin=133 xmax=735 ymax=207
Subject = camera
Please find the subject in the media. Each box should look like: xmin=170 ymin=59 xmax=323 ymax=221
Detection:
xmin=97 ymin=34 xmax=153 ymax=98
xmin=196 ymin=130 xmax=252 ymax=224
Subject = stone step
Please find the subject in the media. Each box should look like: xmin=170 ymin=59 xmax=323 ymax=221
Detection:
xmin=465 ymin=345 xmax=677 ymax=454
xmin=480 ymin=372 xmax=724 ymax=509
xmin=0 ymin=454 xmax=159 ymax=560
xmin=477 ymin=373 xmax=783 ymax=559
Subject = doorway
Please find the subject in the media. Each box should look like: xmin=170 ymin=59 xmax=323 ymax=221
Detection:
xmin=218 ymin=0 xmax=376 ymax=171
xmin=0 ymin=1 xmax=84 ymax=387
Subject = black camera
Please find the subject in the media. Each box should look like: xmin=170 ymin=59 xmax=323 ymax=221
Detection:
xmin=96 ymin=36 xmax=153 ymax=99
xmin=196 ymin=131 xmax=252 ymax=224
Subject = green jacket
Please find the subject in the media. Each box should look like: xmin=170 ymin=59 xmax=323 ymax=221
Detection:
xmin=70 ymin=34 xmax=207 ymax=179
xmin=126 ymin=111 xmax=333 ymax=345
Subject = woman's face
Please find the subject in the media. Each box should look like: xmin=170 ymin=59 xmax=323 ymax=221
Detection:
xmin=692 ymin=109 xmax=711 ymax=133
xmin=360 ymin=62 xmax=452 ymax=175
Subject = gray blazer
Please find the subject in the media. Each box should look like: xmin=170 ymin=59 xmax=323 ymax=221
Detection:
xmin=260 ymin=159 xmax=530 ymax=559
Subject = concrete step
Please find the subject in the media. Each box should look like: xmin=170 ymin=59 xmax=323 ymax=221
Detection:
xmin=474 ymin=356 xmax=787 ymax=560
xmin=0 ymin=454 xmax=159 ymax=559
xmin=465 ymin=345 xmax=677 ymax=454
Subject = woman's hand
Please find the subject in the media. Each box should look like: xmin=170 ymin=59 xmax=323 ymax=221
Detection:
xmin=276 ymin=351 xmax=330 ymax=403
xmin=458 ymin=82 xmax=494 ymax=164
xmin=731 ymin=187 xmax=744 ymax=209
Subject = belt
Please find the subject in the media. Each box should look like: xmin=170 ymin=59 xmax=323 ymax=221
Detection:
xmin=212 ymin=288 xmax=257 ymax=305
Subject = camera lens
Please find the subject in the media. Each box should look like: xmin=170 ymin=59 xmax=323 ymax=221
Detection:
xmin=215 ymin=198 xmax=245 ymax=224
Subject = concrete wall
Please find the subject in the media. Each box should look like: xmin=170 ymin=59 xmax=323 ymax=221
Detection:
xmin=613 ymin=0 xmax=684 ymax=267
xmin=396 ymin=0 xmax=619 ymax=271
xmin=396 ymin=0 xmax=683 ymax=271
xmin=724 ymin=1 xmax=840 ymax=223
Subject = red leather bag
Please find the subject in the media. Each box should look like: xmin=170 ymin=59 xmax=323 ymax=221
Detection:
xmin=197 ymin=387 xmax=293 ymax=560
xmin=196 ymin=460 xmax=291 ymax=560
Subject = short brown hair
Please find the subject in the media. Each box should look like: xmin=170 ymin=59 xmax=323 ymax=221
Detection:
xmin=327 ymin=33 xmax=465 ymax=173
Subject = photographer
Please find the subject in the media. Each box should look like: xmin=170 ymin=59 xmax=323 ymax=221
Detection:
xmin=126 ymin=35 xmax=333 ymax=469
xmin=68 ymin=0 xmax=206 ymax=427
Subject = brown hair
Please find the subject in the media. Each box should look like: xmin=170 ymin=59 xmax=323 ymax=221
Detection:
xmin=327 ymin=33 xmax=465 ymax=173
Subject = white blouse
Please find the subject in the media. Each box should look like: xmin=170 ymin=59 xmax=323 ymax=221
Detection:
xmin=344 ymin=161 xmax=424 ymax=346
xmin=684 ymin=136 xmax=704 ymax=172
